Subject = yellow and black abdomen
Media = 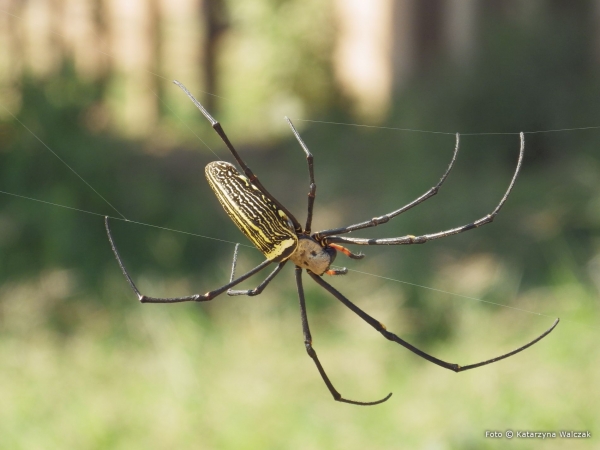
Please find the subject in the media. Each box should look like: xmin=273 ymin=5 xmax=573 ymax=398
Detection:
xmin=205 ymin=161 xmax=298 ymax=262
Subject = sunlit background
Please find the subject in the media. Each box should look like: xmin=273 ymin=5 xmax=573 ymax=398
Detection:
xmin=1 ymin=1 xmax=599 ymax=449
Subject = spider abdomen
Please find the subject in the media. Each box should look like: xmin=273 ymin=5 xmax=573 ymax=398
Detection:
xmin=205 ymin=161 xmax=298 ymax=262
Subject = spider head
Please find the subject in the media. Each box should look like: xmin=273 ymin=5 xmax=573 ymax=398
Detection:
xmin=289 ymin=235 xmax=337 ymax=276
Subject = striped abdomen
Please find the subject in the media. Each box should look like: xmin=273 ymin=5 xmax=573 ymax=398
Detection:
xmin=205 ymin=161 xmax=298 ymax=261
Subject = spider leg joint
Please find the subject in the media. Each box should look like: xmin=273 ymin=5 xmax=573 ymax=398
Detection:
xmin=372 ymin=216 xmax=389 ymax=225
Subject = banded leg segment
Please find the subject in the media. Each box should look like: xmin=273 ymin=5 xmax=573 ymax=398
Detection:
xmin=308 ymin=271 xmax=559 ymax=372
xmin=286 ymin=117 xmax=316 ymax=234
xmin=295 ymin=267 xmax=392 ymax=406
xmin=106 ymin=217 xmax=272 ymax=303
xmin=324 ymin=133 xmax=525 ymax=247
xmin=328 ymin=243 xmax=364 ymax=260
xmin=314 ymin=133 xmax=461 ymax=240
xmin=227 ymin=244 xmax=287 ymax=296
xmin=173 ymin=80 xmax=302 ymax=233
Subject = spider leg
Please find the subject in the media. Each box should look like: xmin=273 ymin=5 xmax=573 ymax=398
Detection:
xmin=323 ymin=133 xmax=524 ymax=247
xmin=325 ymin=267 xmax=348 ymax=275
xmin=314 ymin=133 xmax=460 ymax=240
xmin=105 ymin=217 xmax=272 ymax=303
xmin=329 ymin=243 xmax=364 ymax=260
xmin=308 ymin=271 xmax=559 ymax=372
xmin=226 ymin=244 xmax=287 ymax=296
xmin=286 ymin=117 xmax=316 ymax=233
xmin=173 ymin=80 xmax=302 ymax=233
xmin=295 ymin=267 xmax=392 ymax=406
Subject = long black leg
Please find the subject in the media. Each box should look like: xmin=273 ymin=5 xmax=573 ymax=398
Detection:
xmin=106 ymin=217 xmax=272 ymax=303
xmin=295 ymin=267 xmax=392 ymax=406
xmin=308 ymin=271 xmax=559 ymax=372
xmin=227 ymin=244 xmax=287 ymax=296
xmin=323 ymin=133 xmax=524 ymax=247
xmin=173 ymin=80 xmax=303 ymax=233
xmin=314 ymin=133 xmax=460 ymax=240
xmin=286 ymin=117 xmax=316 ymax=233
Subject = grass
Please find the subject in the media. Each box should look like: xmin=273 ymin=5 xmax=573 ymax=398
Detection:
xmin=0 ymin=267 xmax=597 ymax=450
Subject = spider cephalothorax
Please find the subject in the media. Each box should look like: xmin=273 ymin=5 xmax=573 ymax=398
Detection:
xmin=105 ymin=80 xmax=559 ymax=406
xmin=289 ymin=235 xmax=337 ymax=275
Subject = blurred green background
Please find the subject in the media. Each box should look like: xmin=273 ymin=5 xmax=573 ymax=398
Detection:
xmin=0 ymin=1 xmax=599 ymax=449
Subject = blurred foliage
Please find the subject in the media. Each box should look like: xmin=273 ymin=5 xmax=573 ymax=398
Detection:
xmin=0 ymin=3 xmax=599 ymax=449
xmin=218 ymin=0 xmax=338 ymax=139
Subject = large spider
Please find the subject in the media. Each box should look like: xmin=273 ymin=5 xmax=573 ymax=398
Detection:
xmin=105 ymin=81 xmax=559 ymax=406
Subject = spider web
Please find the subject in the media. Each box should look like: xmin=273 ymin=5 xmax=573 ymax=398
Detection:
xmin=0 ymin=7 xmax=596 ymax=331
xmin=1 ymin=91 xmax=596 ymax=330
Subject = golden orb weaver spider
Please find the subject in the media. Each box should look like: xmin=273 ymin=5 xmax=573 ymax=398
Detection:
xmin=105 ymin=80 xmax=559 ymax=406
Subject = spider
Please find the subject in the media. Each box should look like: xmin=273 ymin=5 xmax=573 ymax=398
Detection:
xmin=105 ymin=80 xmax=559 ymax=406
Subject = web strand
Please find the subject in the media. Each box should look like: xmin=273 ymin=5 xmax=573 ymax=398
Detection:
xmin=344 ymin=268 xmax=592 ymax=330
xmin=290 ymin=119 xmax=600 ymax=136
xmin=0 ymin=189 xmax=253 ymax=248
xmin=0 ymin=103 xmax=128 ymax=220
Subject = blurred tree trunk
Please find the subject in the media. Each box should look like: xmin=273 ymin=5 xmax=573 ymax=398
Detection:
xmin=414 ymin=0 xmax=443 ymax=74
xmin=201 ymin=0 xmax=228 ymax=111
